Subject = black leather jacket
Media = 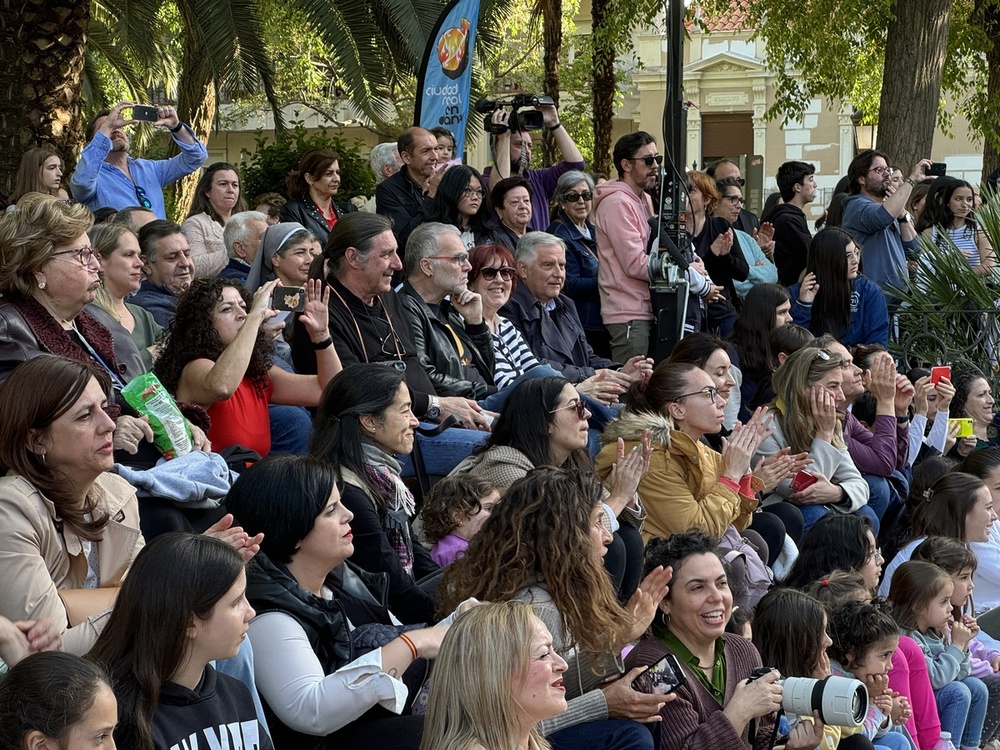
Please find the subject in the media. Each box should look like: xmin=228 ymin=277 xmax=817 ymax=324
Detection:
xmin=397 ymin=280 xmax=496 ymax=399
xmin=279 ymin=196 xmax=356 ymax=246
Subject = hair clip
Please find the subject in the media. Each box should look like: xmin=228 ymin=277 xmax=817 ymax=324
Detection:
xmin=815 ymin=349 xmax=831 ymax=361
xmin=821 ymin=580 xmax=829 ymax=587
xmin=923 ymin=488 xmax=934 ymax=502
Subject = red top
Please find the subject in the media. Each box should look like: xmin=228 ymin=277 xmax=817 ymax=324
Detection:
xmin=206 ymin=375 xmax=273 ymax=457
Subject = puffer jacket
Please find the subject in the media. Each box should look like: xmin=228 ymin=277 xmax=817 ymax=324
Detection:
xmin=595 ymin=411 xmax=756 ymax=541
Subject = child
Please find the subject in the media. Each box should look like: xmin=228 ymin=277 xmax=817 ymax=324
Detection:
xmin=809 ymin=572 xmax=942 ymax=750
xmin=828 ymin=599 xmax=913 ymax=750
xmin=420 ymin=475 xmax=499 ymax=567
xmin=889 ymin=560 xmax=989 ymax=750
xmin=725 ymin=605 xmax=754 ymax=640
xmin=911 ymin=537 xmax=1000 ymax=749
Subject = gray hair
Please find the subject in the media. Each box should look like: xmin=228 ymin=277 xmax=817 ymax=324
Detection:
xmin=369 ymin=143 xmax=401 ymax=185
xmin=223 ymin=211 xmax=268 ymax=258
xmin=404 ymin=222 xmax=462 ymax=278
xmin=554 ymin=170 xmax=595 ymax=202
xmin=515 ymin=231 xmax=565 ymax=265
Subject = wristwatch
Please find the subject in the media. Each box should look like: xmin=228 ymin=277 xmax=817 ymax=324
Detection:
xmin=427 ymin=396 xmax=442 ymax=421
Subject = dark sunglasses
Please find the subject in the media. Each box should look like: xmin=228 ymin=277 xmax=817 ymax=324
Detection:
xmin=134 ymin=185 xmax=152 ymax=210
xmin=563 ymin=190 xmax=593 ymax=203
xmin=479 ymin=266 xmax=515 ymax=281
xmin=629 ymin=155 xmax=664 ymax=167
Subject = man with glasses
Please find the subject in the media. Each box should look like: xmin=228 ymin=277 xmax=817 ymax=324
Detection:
xmin=841 ymin=149 xmax=932 ymax=295
xmin=707 ymin=159 xmax=760 ymax=235
xmin=594 ymin=131 xmax=658 ymax=361
xmin=768 ymin=160 xmax=817 ymax=286
xmin=71 ymin=101 xmax=208 ymax=219
xmin=398 ymin=222 xmax=498 ymax=400
xmin=485 ymin=102 xmax=585 ymax=232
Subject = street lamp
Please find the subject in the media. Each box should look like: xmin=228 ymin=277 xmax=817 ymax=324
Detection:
xmin=850 ymin=110 xmax=878 ymax=152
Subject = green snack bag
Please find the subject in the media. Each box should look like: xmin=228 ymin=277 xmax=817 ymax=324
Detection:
xmin=121 ymin=373 xmax=193 ymax=459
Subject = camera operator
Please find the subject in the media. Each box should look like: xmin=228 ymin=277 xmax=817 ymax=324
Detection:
xmin=486 ymin=103 xmax=585 ymax=232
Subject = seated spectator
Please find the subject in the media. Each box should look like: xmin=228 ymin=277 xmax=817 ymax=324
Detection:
xmin=549 ymin=170 xmax=608 ymax=358
xmin=880 ymin=455 xmax=958 ymax=573
xmin=0 ymin=356 xmax=144 ymax=654
xmin=789 ymin=228 xmax=889 ymax=347
xmin=153 ymin=278 xmax=338 ymax=456
xmin=450 ymin=375 xmax=647 ymax=598
xmin=292 ymin=212 xmax=492 ymax=477
xmin=131 ymin=220 xmax=195 ymax=326
xmin=225 ymin=455 xmax=454 ymax=749
xmin=956 ymin=450 xmax=1000 ymax=613
xmin=420 ymin=601 xmax=569 ymax=750
xmin=596 ymin=361 xmax=800 ymax=565
xmin=6 ymin=148 xmax=67 ymax=207
xmin=901 ymin=366 xmax=956 ymax=465
xmin=950 ymin=369 xmax=1000 ymax=457
xmin=666 ymin=332 xmax=743 ymax=435
xmin=727 ymin=284 xmax=793 ymax=421
xmin=440 ymin=467 xmax=666 ymax=750
xmin=88 ymin=533 xmax=272 ymax=750
xmin=492 ymin=176 xmax=534 ymax=253
xmin=182 ymin=162 xmax=247 ymax=277
xmin=502 ymin=232 xmax=653 ymax=405
xmin=376 ymin=128 xmax=442 ymax=252
xmin=360 ymin=143 xmax=402 ymax=213
xmin=425 ymin=164 xmax=496 ymax=249
xmin=713 ymin=177 xmax=778 ymax=298
xmin=782 ymin=513 xmax=883 ymax=591
xmin=280 ymin=149 xmax=356 ymax=246
xmin=431 ymin=126 xmax=456 ymax=161
xmin=398 ymin=223 xmax=497 ymax=400
xmin=754 ymin=346 xmax=873 ymax=534
xmin=88 ymin=223 xmax=162 ymax=371
xmin=220 ymin=210 xmax=269 ymax=283
xmin=310 ymin=364 xmax=438 ymax=623
xmin=70 ymin=101 xmax=207 ymax=217
xmin=748 ymin=323 xmax=816 ymax=413
xmin=624 ymin=531 xmax=780 ymax=750
xmin=252 ymin=191 xmax=285 ymax=225
xmin=0 ymin=653 xmax=117 ymax=746
xmin=111 ymin=205 xmax=157 ymax=234
xmin=419 ymin=474 xmax=498 ymax=567
xmin=767 ymin=160 xmax=817 ymax=286
xmin=917 ymin=176 xmax=995 ymax=275
xmin=246 ymin=222 xmax=321 ymax=293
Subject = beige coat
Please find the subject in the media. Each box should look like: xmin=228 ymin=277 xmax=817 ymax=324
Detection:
xmin=0 ymin=472 xmax=144 ymax=655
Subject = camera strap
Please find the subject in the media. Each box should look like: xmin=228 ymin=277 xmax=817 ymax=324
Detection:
xmin=747 ymin=709 xmax=783 ymax=750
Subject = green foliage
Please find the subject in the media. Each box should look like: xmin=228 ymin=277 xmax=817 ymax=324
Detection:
xmin=238 ymin=123 xmax=376 ymax=202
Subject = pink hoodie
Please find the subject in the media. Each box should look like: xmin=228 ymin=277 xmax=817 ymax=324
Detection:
xmin=594 ymin=180 xmax=655 ymax=325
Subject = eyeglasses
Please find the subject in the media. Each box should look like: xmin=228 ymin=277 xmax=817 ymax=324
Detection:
xmin=846 ymin=249 xmax=861 ymax=261
xmin=427 ymin=253 xmax=470 ymax=265
xmin=628 ymin=155 xmax=664 ymax=167
xmin=479 ymin=266 xmax=515 ymax=281
xmin=51 ymin=245 xmax=96 ymax=266
xmin=550 ymin=399 xmax=588 ymax=420
xmin=867 ymin=547 xmax=884 ymax=564
xmin=724 ymin=195 xmax=746 ymax=206
xmin=462 ymin=187 xmax=486 ymax=198
xmin=671 ymin=386 xmax=721 ymax=403
xmin=563 ymin=190 xmax=593 ymax=203
xmin=868 ymin=166 xmax=890 ymax=176
xmin=134 ymin=185 xmax=152 ymax=209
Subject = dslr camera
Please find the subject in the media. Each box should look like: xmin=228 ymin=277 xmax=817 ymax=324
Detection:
xmin=475 ymin=94 xmax=554 ymax=135
xmin=747 ymin=667 xmax=868 ymax=727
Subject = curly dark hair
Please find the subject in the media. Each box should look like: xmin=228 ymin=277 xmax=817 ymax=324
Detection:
xmin=153 ymin=278 xmax=272 ymax=396
xmin=827 ymin=599 xmax=898 ymax=670
xmin=420 ymin=473 xmax=497 ymax=543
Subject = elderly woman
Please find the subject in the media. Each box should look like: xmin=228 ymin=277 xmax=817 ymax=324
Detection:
xmin=547 ymin=171 xmax=608 ymax=358
xmin=153 ymin=277 xmax=340 ymax=457
xmin=280 ymin=148 xmax=357 ymax=245
xmin=225 ymin=454 xmax=457 ymax=750
xmin=246 ymin=222 xmax=322 ymax=293
xmin=182 ymin=161 xmax=247 ymax=277
xmin=310 ymin=364 xmax=438 ymax=624
xmin=492 ymin=177 xmax=533 ymax=253
xmin=426 ymin=164 xmax=496 ymax=249
xmin=420 ymin=602 xmax=569 ymax=750
xmin=625 ymin=531 xmax=781 ymax=750
xmin=440 ymin=467 xmax=669 ymax=750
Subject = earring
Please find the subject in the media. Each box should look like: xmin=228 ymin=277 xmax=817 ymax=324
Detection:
xmin=38 ymin=451 xmax=46 ymax=464
xmin=37 ymin=281 xmax=45 ymax=290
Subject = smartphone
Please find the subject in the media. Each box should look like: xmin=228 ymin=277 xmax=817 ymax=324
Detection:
xmin=632 ymin=653 xmax=686 ymax=695
xmin=130 ymin=105 xmax=159 ymax=122
xmin=949 ymin=418 xmax=975 ymax=439
xmin=927 ymin=162 xmax=947 ymax=177
xmin=271 ymin=286 xmax=305 ymax=313
xmin=930 ymin=366 xmax=951 ymax=385
xmin=791 ymin=470 xmax=818 ymax=493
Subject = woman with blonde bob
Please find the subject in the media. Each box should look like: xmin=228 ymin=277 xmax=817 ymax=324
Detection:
xmin=753 ymin=346 xmax=872 ymax=534
xmin=420 ymin=602 xmax=568 ymax=750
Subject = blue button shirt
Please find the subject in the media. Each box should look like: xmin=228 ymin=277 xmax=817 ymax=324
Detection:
xmin=70 ymin=127 xmax=208 ymax=219
xmin=841 ymin=193 xmax=919 ymax=294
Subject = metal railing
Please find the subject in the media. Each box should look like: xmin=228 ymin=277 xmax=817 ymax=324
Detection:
xmin=890 ymin=308 xmax=1000 ymax=385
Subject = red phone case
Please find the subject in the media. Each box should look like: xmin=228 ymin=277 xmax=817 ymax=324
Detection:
xmin=931 ymin=366 xmax=951 ymax=385
xmin=791 ymin=471 xmax=818 ymax=492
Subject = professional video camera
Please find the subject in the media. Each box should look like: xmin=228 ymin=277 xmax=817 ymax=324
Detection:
xmin=748 ymin=668 xmax=869 ymax=727
xmin=475 ymin=94 xmax=554 ymax=135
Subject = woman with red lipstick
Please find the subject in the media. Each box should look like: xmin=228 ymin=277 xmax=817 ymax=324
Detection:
xmin=440 ymin=467 xmax=670 ymax=750
xmin=420 ymin=602 xmax=569 ymax=750
xmin=226 ymin=455 xmax=458 ymax=750
xmin=88 ymin=533 xmax=271 ymax=750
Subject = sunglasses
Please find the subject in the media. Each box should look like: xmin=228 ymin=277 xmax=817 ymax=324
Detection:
xmin=479 ymin=266 xmax=515 ymax=281
xmin=563 ymin=190 xmax=593 ymax=203
xmin=628 ymin=155 xmax=664 ymax=167
xmin=134 ymin=185 xmax=152 ymax=210
xmin=550 ymin=399 xmax=588 ymax=419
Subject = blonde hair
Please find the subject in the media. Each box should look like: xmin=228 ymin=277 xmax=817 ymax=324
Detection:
xmin=420 ymin=602 xmax=552 ymax=750
xmin=770 ymin=346 xmax=845 ymax=452
xmin=0 ymin=193 xmax=93 ymax=298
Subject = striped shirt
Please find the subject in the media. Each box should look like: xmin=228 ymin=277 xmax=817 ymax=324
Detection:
xmin=492 ymin=315 xmax=541 ymax=389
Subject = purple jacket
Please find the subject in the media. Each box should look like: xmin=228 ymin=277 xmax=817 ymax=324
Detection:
xmin=842 ymin=411 xmax=908 ymax=477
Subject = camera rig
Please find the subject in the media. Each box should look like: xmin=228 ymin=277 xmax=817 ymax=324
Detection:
xmin=475 ymin=94 xmax=555 ymax=135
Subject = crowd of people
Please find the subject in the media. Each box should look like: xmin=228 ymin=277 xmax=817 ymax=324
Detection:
xmin=3 ymin=99 xmax=1000 ymax=750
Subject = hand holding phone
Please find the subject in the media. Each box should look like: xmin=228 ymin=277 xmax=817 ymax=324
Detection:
xmin=632 ymin=653 xmax=686 ymax=695
xmin=790 ymin=470 xmax=818 ymax=493
xmin=130 ymin=105 xmax=160 ymax=122
xmin=949 ymin=418 xmax=975 ymax=439
xmin=926 ymin=162 xmax=947 ymax=177
xmin=271 ymin=286 xmax=305 ymax=313
xmin=931 ymin=366 xmax=951 ymax=386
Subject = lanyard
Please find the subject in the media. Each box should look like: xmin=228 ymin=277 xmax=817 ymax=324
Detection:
xmin=329 ymin=285 xmax=404 ymax=363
